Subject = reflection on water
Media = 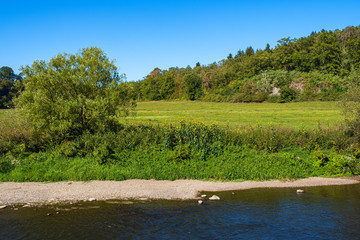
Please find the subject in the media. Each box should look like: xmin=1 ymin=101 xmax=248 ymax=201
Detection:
xmin=1 ymin=184 xmax=359 ymax=240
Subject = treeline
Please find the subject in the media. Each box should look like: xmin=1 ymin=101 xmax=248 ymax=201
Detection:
xmin=2 ymin=26 xmax=360 ymax=107
xmin=125 ymin=25 xmax=360 ymax=102
xmin=0 ymin=66 xmax=23 ymax=108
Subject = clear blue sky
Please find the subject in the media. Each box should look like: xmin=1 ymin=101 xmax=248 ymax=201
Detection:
xmin=1 ymin=0 xmax=360 ymax=81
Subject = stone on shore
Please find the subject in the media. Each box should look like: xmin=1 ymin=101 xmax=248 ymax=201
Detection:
xmin=88 ymin=198 xmax=96 ymax=202
xmin=297 ymin=189 xmax=305 ymax=193
xmin=209 ymin=195 xmax=220 ymax=200
xmin=0 ymin=205 xmax=7 ymax=209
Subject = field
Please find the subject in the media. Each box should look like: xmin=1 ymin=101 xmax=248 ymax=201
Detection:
xmin=129 ymin=101 xmax=342 ymax=129
xmin=0 ymin=101 xmax=341 ymax=129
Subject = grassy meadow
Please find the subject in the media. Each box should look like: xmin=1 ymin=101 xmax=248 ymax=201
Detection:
xmin=130 ymin=101 xmax=342 ymax=129
xmin=0 ymin=101 xmax=342 ymax=129
xmin=0 ymin=101 xmax=359 ymax=182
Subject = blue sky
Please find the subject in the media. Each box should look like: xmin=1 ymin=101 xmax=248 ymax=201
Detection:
xmin=1 ymin=0 xmax=360 ymax=81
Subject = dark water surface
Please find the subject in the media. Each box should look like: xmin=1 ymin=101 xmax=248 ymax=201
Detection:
xmin=1 ymin=183 xmax=360 ymax=240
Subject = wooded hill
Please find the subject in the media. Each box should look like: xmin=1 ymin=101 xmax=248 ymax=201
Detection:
xmin=125 ymin=25 xmax=360 ymax=103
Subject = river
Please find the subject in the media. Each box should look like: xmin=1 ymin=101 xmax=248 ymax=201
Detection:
xmin=1 ymin=183 xmax=359 ymax=239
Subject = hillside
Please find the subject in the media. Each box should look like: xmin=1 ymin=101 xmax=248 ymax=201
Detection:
xmin=125 ymin=25 xmax=360 ymax=103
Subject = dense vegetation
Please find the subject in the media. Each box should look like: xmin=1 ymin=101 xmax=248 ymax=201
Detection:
xmin=126 ymin=25 xmax=360 ymax=102
xmin=0 ymin=112 xmax=359 ymax=181
xmin=1 ymin=100 xmax=360 ymax=181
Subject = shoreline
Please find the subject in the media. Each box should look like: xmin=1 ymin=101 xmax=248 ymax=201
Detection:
xmin=0 ymin=177 xmax=359 ymax=205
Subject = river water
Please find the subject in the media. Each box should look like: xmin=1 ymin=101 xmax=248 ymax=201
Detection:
xmin=1 ymin=183 xmax=359 ymax=240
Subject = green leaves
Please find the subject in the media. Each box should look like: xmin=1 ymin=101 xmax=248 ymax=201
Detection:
xmin=0 ymin=66 xmax=23 ymax=108
xmin=340 ymin=86 xmax=360 ymax=141
xmin=184 ymin=72 xmax=202 ymax=100
xmin=17 ymin=47 xmax=136 ymax=138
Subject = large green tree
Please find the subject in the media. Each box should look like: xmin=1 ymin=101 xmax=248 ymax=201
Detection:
xmin=184 ymin=73 xmax=202 ymax=100
xmin=0 ymin=66 xmax=15 ymax=80
xmin=17 ymin=47 xmax=136 ymax=136
xmin=0 ymin=66 xmax=22 ymax=108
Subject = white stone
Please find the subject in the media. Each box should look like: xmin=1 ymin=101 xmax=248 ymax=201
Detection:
xmin=201 ymin=194 xmax=207 ymax=198
xmin=88 ymin=198 xmax=96 ymax=202
xmin=198 ymin=200 xmax=203 ymax=204
xmin=0 ymin=205 xmax=7 ymax=209
xmin=209 ymin=195 xmax=220 ymax=200
xmin=297 ymin=189 xmax=304 ymax=193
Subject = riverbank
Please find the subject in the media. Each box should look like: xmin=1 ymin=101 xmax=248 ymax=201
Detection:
xmin=0 ymin=177 xmax=359 ymax=205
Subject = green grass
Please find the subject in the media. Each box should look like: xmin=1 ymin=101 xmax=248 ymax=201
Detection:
xmin=128 ymin=101 xmax=341 ymax=129
xmin=1 ymin=146 xmax=355 ymax=182
xmin=1 ymin=101 xmax=341 ymax=129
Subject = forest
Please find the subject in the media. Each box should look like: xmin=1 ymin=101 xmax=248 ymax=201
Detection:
xmin=124 ymin=25 xmax=360 ymax=103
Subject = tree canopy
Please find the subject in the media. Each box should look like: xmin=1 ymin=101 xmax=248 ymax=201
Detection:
xmin=122 ymin=25 xmax=360 ymax=103
xmin=0 ymin=66 xmax=22 ymax=108
xmin=17 ymin=47 xmax=136 ymax=136
xmin=184 ymin=72 xmax=202 ymax=100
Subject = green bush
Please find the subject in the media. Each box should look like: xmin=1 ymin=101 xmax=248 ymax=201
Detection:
xmin=252 ymin=92 xmax=268 ymax=102
xmin=340 ymin=86 xmax=360 ymax=140
xmin=231 ymin=93 xmax=252 ymax=103
xmin=0 ymin=158 xmax=13 ymax=173
xmin=17 ymin=47 xmax=136 ymax=138
xmin=172 ymin=144 xmax=192 ymax=162
xmin=266 ymin=95 xmax=281 ymax=103
xmin=280 ymin=86 xmax=297 ymax=102
xmin=312 ymin=149 xmax=360 ymax=176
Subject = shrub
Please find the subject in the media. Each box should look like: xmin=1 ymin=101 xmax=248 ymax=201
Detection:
xmin=0 ymin=158 xmax=13 ymax=173
xmin=312 ymin=149 xmax=360 ymax=175
xmin=162 ymin=120 xmax=224 ymax=160
xmin=266 ymin=95 xmax=281 ymax=103
xmin=252 ymin=92 xmax=268 ymax=102
xmin=280 ymin=86 xmax=297 ymax=102
xmin=16 ymin=47 xmax=136 ymax=138
xmin=340 ymin=86 xmax=360 ymax=140
xmin=232 ymin=93 xmax=250 ymax=103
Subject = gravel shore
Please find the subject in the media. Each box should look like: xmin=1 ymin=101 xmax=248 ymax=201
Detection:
xmin=0 ymin=177 xmax=359 ymax=205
